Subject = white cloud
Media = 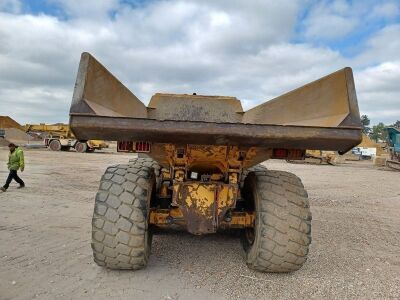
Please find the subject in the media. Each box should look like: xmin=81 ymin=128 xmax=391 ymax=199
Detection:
xmin=0 ymin=0 xmax=21 ymax=13
xmin=0 ymin=0 xmax=399 ymax=126
xmin=370 ymin=1 xmax=400 ymax=19
xmin=355 ymin=61 xmax=400 ymax=124
xmin=302 ymin=0 xmax=359 ymax=40
xmin=356 ymin=24 xmax=400 ymax=66
xmin=302 ymin=0 xmax=400 ymax=41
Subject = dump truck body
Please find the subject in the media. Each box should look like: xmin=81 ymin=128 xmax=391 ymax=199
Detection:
xmin=70 ymin=52 xmax=362 ymax=272
xmin=70 ymin=53 xmax=361 ymax=155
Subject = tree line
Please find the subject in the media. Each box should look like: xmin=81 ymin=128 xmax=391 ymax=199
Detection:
xmin=361 ymin=115 xmax=400 ymax=143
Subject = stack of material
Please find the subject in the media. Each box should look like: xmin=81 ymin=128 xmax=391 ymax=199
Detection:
xmin=358 ymin=134 xmax=385 ymax=156
xmin=0 ymin=116 xmax=24 ymax=130
xmin=0 ymin=116 xmax=37 ymax=146
xmin=4 ymin=128 xmax=36 ymax=145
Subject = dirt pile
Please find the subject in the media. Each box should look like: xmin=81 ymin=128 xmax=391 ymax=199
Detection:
xmin=3 ymin=128 xmax=36 ymax=145
xmin=0 ymin=116 xmax=39 ymax=146
xmin=0 ymin=116 xmax=24 ymax=130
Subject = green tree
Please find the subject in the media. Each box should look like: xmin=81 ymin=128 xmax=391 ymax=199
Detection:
xmin=369 ymin=122 xmax=388 ymax=142
xmin=360 ymin=115 xmax=371 ymax=134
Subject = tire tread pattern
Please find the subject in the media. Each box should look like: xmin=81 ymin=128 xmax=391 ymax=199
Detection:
xmin=91 ymin=158 xmax=158 ymax=270
xmin=244 ymin=165 xmax=312 ymax=272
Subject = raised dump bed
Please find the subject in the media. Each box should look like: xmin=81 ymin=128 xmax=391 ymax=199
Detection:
xmin=70 ymin=52 xmax=362 ymax=273
xmin=70 ymin=53 xmax=361 ymax=158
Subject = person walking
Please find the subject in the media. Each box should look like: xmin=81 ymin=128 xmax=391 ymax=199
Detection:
xmin=1 ymin=143 xmax=25 ymax=192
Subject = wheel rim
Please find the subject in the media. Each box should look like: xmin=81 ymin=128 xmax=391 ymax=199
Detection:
xmin=75 ymin=143 xmax=86 ymax=153
xmin=49 ymin=140 xmax=61 ymax=151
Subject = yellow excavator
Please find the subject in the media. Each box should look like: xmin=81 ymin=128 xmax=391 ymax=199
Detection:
xmin=24 ymin=123 xmax=108 ymax=153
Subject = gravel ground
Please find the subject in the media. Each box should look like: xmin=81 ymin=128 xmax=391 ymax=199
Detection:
xmin=0 ymin=148 xmax=399 ymax=299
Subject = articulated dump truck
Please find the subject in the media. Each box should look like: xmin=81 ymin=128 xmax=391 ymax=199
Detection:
xmin=70 ymin=52 xmax=362 ymax=272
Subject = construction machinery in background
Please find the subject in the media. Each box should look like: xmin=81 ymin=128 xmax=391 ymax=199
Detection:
xmin=386 ymin=127 xmax=400 ymax=171
xmin=0 ymin=116 xmax=37 ymax=146
xmin=292 ymin=133 xmax=384 ymax=165
xmin=24 ymin=123 xmax=108 ymax=153
xmin=351 ymin=133 xmax=385 ymax=160
xmin=288 ymin=150 xmax=340 ymax=165
xmin=70 ymin=52 xmax=362 ymax=273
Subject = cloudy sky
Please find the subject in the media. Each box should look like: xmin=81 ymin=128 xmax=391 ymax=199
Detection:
xmin=0 ymin=0 xmax=399 ymax=125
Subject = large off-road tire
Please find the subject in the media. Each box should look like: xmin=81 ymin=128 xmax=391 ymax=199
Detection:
xmin=49 ymin=139 xmax=61 ymax=151
xmin=75 ymin=142 xmax=88 ymax=153
xmin=130 ymin=157 xmax=161 ymax=188
xmin=91 ymin=158 xmax=158 ymax=269
xmin=241 ymin=166 xmax=312 ymax=272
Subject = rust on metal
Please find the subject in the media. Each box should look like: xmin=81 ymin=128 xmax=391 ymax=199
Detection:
xmin=162 ymin=144 xmax=253 ymax=174
xmin=70 ymin=52 xmax=362 ymax=157
xmin=149 ymin=209 xmax=254 ymax=228
xmin=69 ymin=52 xmax=363 ymax=235
xmin=172 ymin=182 xmax=238 ymax=235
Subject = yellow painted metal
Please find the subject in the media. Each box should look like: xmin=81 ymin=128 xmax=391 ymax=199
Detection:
xmin=148 ymin=93 xmax=243 ymax=123
xmin=71 ymin=53 xmax=147 ymax=118
xmin=72 ymin=53 xmax=360 ymax=129
xmin=211 ymin=173 xmax=224 ymax=181
xmin=228 ymin=172 xmax=238 ymax=184
xmin=161 ymin=144 xmax=239 ymax=173
xmin=149 ymin=209 xmax=254 ymax=228
xmin=161 ymin=169 xmax=171 ymax=180
xmin=70 ymin=53 xmax=362 ymax=160
xmin=216 ymin=184 xmax=237 ymax=217
xmin=178 ymin=183 xmax=216 ymax=216
xmin=222 ymin=212 xmax=254 ymax=228
xmin=87 ymin=140 xmax=109 ymax=149
xmin=159 ymin=184 xmax=169 ymax=198
xmin=24 ymin=123 xmax=109 ymax=149
xmin=172 ymin=182 xmax=238 ymax=234
xmin=243 ymin=67 xmax=358 ymax=127
xmin=24 ymin=123 xmax=73 ymax=139
xmin=174 ymin=169 xmax=185 ymax=182
xmin=158 ymin=144 xmax=259 ymax=174
xmin=149 ymin=208 xmax=184 ymax=225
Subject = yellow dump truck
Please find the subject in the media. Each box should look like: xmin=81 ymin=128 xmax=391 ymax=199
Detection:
xmin=24 ymin=123 xmax=108 ymax=152
xmin=69 ymin=53 xmax=362 ymax=272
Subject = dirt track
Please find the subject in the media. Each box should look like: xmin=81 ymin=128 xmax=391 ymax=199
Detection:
xmin=0 ymin=148 xmax=399 ymax=299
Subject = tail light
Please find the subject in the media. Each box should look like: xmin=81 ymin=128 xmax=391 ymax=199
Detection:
xmin=118 ymin=141 xmax=151 ymax=153
xmin=272 ymin=148 xmax=305 ymax=160
xmin=118 ymin=141 xmax=134 ymax=152
xmin=135 ymin=141 xmax=151 ymax=153
xmin=273 ymin=148 xmax=288 ymax=158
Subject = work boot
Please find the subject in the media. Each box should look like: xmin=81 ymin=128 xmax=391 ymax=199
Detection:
xmin=0 ymin=187 xmax=6 ymax=192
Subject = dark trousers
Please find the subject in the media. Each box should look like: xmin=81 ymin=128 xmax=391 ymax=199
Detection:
xmin=3 ymin=170 xmax=25 ymax=189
